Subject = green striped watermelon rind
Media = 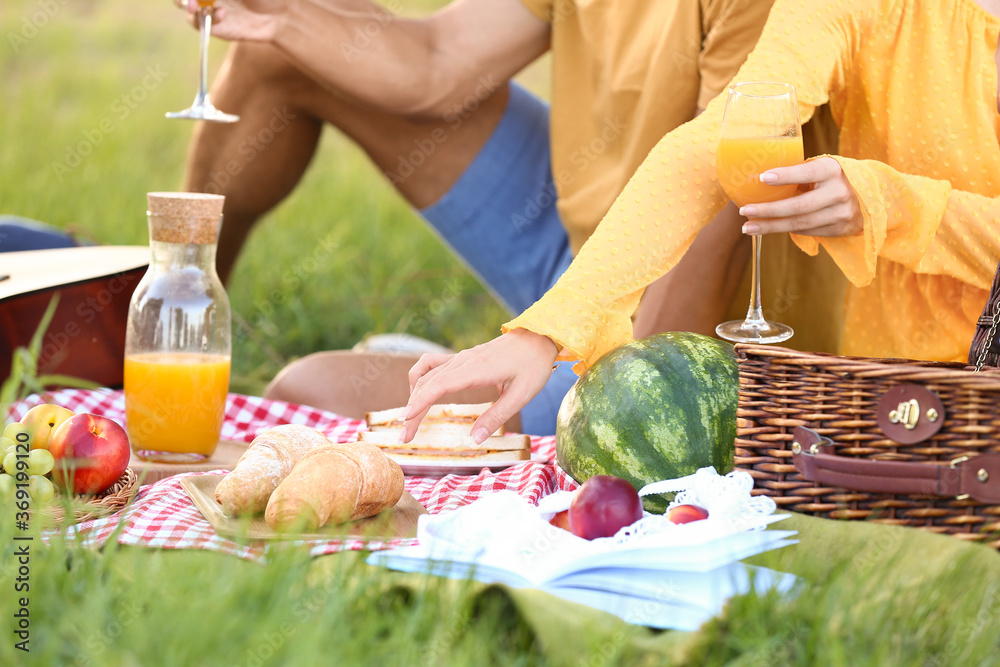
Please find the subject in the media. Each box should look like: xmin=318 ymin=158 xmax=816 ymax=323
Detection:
xmin=555 ymin=332 xmax=738 ymax=514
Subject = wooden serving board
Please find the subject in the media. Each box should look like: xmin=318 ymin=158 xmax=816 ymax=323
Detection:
xmin=180 ymin=474 xmax=427 ymax=542
xmin=129 ymin=439 xmax=250 ymax=485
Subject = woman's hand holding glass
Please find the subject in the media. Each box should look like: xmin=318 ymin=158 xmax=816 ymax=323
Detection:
xmin=739 ymin=156 xmax=863 ymax=237
xmin=401 ymin=329 xmax=559 ymax=443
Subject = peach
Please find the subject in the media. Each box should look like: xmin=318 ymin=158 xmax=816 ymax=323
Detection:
xmin=568 ymin=475 xmax=644 ymax=540
xmin=666 ymin=503 xmax=709 ymax=524
xmin=549 ymin=509 xmax=572 ymax=532
xmin=19 ymin=404 xmax=75 ymax=450
xmin=48 ymin=413 xmax=130 ymax=495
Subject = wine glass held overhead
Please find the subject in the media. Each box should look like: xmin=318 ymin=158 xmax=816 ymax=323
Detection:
xmin=167 ymin=0 xmax=241 ymax=123
xmin=714 ymin=81 xmax=861 ymax=344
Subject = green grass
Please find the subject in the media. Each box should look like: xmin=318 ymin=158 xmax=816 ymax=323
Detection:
xmin=4 ymin=2 xmax=1000 ymax=665
xmin=2 ymin=513 xmax=999 ymax=666
xmin=0 ymin=0 xmax=508 ymax=395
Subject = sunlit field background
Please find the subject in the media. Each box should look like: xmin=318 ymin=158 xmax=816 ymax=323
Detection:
xmin=3 ymin=2 xmax=1000 ymax=666
xmin=0 ymin=0 xmax=530 ymax=395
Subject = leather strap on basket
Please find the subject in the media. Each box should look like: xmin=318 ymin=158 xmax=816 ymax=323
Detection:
xmin=791 ymin=426 xmax=1000 ymax=503
xmin=970 ymin=259 xmax=1000 ymax=370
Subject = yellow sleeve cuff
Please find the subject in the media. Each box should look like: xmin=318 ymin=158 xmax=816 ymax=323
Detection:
xmin=502 ymin=285 xmax=639 ymax=374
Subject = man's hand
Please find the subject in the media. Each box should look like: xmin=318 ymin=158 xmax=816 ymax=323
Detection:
xmin=402 ymin=329 xmax=559 ymax=443
xmin=738 ymin=156 xmax=863 ymax=237
xmin=179 ymin=0 xmax=287 ymax=42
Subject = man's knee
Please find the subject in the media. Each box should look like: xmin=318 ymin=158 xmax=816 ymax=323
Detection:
xmin=223 ymin=41 xmax=314 ymax=93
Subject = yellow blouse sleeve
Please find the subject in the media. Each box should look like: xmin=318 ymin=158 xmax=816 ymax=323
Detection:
xmin=504 ymin=0 xmax=880 ymax=371
xmin=517 ymin=0 xmax=553 ymax=23
xmin=793 ymin=156 xmax=1000 ymax=291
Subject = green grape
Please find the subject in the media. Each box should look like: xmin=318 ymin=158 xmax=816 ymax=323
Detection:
xmin=27 ymin=449 xmax=55 ymax=476
xmin=3 ymin=439 xmax=18 ymax=457
xmin=0 ymin=474 xmax=14 ymax=498
xmin=28 ymin=475 xmax=55 ymax=503
xmin=2 ymin=451 xmax=19 ymax=475
xmin=3 ymin=421 xmax=31 ymax=447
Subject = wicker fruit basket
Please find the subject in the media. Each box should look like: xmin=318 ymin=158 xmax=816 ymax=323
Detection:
xmin=734 ymin=343 xmax=1000 ymax=549
xmin=21 ymin=468 xmax=139 ymax=526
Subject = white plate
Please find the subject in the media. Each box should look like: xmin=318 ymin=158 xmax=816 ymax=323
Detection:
xmin=392 ymin=454 xmax=549 ymax=478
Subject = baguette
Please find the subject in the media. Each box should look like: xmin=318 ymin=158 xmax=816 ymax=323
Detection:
xmin=265 ymin=442 xmax=404 ymax=531
xmin=215 ymin=424 xmax=331 ymax=516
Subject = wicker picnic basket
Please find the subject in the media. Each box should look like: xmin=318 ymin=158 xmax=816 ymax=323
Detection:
xmin=733 ymin=344 xmax=1000 ymax=549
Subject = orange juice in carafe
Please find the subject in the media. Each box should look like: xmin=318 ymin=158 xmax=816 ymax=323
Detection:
xmin=125 ymin=192 xmax=231 ymax=463
xmin=124 ymin=352 xmax=230 ymax=460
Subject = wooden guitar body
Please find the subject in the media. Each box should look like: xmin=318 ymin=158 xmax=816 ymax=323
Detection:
xmin=0 ymin=246 xmax=149 ymax=388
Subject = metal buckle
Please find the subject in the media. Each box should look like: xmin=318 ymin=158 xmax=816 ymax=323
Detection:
xmin=950 ymin=456 xmax=972 ymax=500
xmin=791 ymin=441 xmax=820 ymax=455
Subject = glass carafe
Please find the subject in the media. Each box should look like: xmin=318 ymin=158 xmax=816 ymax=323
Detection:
xmin=124 ymin=192 xmax=231 ymax=462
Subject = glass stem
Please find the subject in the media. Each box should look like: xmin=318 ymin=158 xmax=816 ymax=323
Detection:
xmin=193 ymin=9 xmax=212 ymax=108
xmin=743 ymin=234 xmax=766 ymax=329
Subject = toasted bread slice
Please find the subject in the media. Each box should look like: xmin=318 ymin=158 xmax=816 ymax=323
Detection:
xmin=365 ymin=421 xmax=476 ymax=439
xmin=356 ymin=429 xmax=530 ymax=460
xmin=364 ymin=403 xmax=504 ymax=434
xmin=383 ymin=449 xmax=530 ymax=464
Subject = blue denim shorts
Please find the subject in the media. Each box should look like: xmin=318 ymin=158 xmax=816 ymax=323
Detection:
xmin=419 ymin=83 xmax=578 ymax=436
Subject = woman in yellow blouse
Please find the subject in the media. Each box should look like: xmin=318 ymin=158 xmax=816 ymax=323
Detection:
xmin=401 ymin=0 xmax=1000 ymax=441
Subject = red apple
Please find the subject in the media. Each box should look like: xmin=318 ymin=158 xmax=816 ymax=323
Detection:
xmin=568 ymin=475 xmax=644 ymax=540
xmin=48 ymin=413 xmax=130 ymax=495
xmin=666 ymin=503 xmax=709 ymax=524
xmin=19 ymin=404 xmax=75 ymax=450
xmin=549 ymin=509 xmax=572 ymax=532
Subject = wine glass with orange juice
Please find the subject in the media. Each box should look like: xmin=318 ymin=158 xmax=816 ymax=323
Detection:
xmin=715 ymin=82 xmax=803 ymax=344
xmin=166 ymin=0 xmax=240 ymax=123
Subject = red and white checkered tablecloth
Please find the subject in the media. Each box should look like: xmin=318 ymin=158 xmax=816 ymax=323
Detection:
xmin=11 ymin=390 xmax=578 ymax=563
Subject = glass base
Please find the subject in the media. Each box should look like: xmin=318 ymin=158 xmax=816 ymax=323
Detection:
xmin=166 ymin=105 xmax=240 ymax=124
xmin=132 ymin=449 xmax=214 ymax=464
xmin=716 ymin=319 xmax=794 ymax=344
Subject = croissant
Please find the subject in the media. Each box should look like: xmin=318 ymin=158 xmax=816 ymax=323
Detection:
xmin=264 ymin=441 xmax=404 ymax=531
xmin=215 ymin=424 xmax=331 ymax=516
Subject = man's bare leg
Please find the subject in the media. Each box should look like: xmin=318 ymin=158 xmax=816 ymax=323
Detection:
xmin=632 ymin=202 xmax=750 ymax=339
xmin=183 ymin=41 xmax=508 ymax=283
xmin=263 ymin=350 xmax=522 ymax=432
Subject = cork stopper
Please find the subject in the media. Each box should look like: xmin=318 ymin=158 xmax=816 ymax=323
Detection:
xmin=147 ymin=192 xmax=225 ymax=244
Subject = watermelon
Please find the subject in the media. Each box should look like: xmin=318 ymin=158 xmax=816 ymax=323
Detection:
xmin=555 ymin=332 xmax=738 ymax=513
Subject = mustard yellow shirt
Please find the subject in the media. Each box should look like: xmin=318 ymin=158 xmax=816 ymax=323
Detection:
xmin=507 ymin=0 xmax=1000 ymax=370
xmin=518 ymin=0 xmax=777 ymax=253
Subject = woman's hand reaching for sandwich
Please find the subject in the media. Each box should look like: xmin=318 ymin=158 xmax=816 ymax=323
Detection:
xmin=402 ymin=329 xmax=560 ymax=443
